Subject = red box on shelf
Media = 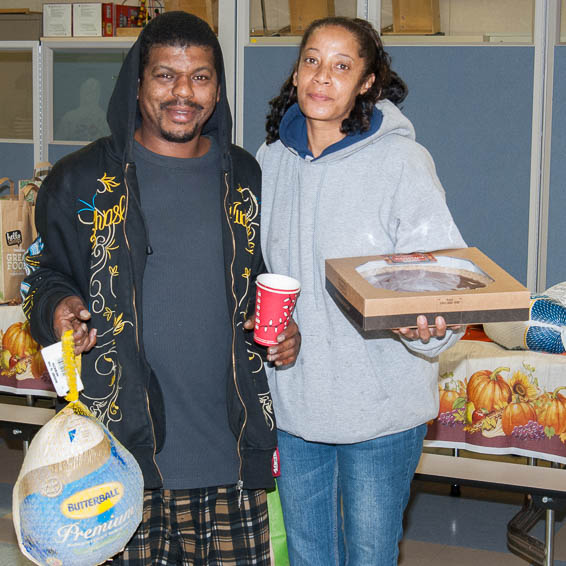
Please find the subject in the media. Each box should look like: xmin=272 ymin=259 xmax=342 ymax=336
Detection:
xmin=102 ymin=2 xmax=114 ymax=36
xmin=116 ymin=4 xmax=139 ymax=29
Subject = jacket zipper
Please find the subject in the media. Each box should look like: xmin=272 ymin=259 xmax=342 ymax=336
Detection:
xmin=123 ymin=162 xmax=163 ymax=484
xmin=123 ymin=164 xmax=141 ymax=352
xmin=223 ymin=170 xmax=247 ymax=507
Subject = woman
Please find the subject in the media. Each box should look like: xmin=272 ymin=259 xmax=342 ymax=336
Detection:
xmin=257 ymin=16 xmax=467 ymax=566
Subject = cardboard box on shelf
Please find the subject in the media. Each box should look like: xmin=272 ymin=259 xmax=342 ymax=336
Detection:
xmin=43 ymin=3 xmax=72 ymax=37
xmin=102 ymin=2 xmax=114 ymax=36
xmin=73 ymin=3 xmax=102 ymax=36
xmin=0 ymin=11 xmax=42 ymax=41
xmin=164 ymin=0 xmax=217 ymax=32
xmin=325 ymin=247 xmax=530 ymax=332
xmin=116 ymin=26 xmax=143 ymax=37
xmin=289 ymin=0 xmax=334 ymax=34
xmin=391 ymin=0 xmax=440 ymax=35
xmin=116 ymin=4 xmax=140 ymax=30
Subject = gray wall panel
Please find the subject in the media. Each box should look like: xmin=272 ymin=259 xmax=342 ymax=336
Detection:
xmin=244 ymin=45 xmax=534 ymax=284
xmin=0 ymin=143 xmax=34 ymax=190
xmin=244 ymin=45 xmax=297 ymax=154
xmin=49 ymin=144 xmax=84 ymax=166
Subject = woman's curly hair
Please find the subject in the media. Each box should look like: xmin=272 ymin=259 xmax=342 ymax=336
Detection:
xmin=265 ymin=17 xmax=408 ymax=144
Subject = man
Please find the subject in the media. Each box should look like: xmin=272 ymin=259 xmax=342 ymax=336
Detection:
xmin=22 ymin=11 xmax=300 ymax=565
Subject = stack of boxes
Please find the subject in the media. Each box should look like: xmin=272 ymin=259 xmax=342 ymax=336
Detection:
xmin=43 ymin=3 xmax=143 ymax=38
xmin=42 ymin=1 xmax=220 ymax=37
xmin=41 ymin=1 xmax=339 ymax=38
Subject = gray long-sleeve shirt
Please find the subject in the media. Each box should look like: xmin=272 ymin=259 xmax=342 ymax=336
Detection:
xmin=257 ymin=100 xmax=467 ymax=443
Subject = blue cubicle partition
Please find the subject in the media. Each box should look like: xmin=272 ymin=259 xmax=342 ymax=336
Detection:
xmin=48 ymin=144 xmax=84 ymax=166
xmin=243 ymin=45 xmax=534 ymax=286
xmin=0 ymin=142 xmax=35 ymax=190
xmin=547 ymin=46 xmax=566 ymax=289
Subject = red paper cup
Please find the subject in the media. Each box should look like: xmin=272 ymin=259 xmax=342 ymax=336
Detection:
xmin=254 ymin=274 xmax=300 ymax=346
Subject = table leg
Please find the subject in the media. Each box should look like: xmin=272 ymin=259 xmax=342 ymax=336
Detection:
xmin=544 ymin=508 xmax=555 ymax=566
xmin=450 ymin=448 xmax=461 ymax=496
xmin=22 ymin=395 xmax=34 ymax=454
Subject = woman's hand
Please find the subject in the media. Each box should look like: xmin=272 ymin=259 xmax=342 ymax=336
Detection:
xmin=393 ymin=315 xmax=463 ymax=343
xmin=244 ymin=315 xmax=301 ymax=367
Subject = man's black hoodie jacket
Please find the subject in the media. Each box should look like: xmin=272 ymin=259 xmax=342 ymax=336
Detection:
xmin=23 ymin=32 xmax=277 ymax=490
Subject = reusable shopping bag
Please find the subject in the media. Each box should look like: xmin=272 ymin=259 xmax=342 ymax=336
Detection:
xmin=0 ymin=177 xmax=35 ymax=302
xmin=268 ymin=480 xmax=290 ymax=566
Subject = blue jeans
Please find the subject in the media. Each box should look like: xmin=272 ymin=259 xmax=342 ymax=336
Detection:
xmin=276 ymin=425 xmax=427 ymax=566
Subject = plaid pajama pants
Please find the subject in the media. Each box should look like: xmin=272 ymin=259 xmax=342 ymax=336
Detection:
xmin=110 ymin=486 xmax=270 ymax=566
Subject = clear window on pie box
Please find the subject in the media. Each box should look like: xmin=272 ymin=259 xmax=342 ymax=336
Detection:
xmin=356 ymin=256 xmax=494 ymax=293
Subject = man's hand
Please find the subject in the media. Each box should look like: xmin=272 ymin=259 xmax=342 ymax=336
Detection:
xmin=393 ymin=315 xmax=463 ymax=343
xmin=244 ymin=315 xmax=301 ymax=367
xmin=53 ymin=295 xmax=97 ymax=354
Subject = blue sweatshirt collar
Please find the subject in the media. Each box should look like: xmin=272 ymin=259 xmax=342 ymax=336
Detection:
xmin=279 ymin=103 xmax=383 ymax=160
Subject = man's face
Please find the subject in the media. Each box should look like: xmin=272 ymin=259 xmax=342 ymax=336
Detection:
xmin=137 ymin=44 xmax=220 ymax=152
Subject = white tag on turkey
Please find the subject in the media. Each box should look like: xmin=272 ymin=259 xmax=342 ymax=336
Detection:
xmin=41 ymin=341 xmax=84 ymax=397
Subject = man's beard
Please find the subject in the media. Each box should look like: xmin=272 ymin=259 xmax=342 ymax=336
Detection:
xmin=159 ymin=100 xmax=204 ymax=144
xmin=161 ymin=126 xmax=200 ymax=143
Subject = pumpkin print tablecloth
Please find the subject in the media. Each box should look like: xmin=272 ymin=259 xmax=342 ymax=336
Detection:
xmin=426 ymin=340 xmax=566 ymax=465
xmin=0 ymin=305 xmax=54 ymax=397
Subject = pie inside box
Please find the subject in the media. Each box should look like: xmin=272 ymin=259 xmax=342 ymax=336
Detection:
xmin=325 ymin=247 xmax=530 ymax=331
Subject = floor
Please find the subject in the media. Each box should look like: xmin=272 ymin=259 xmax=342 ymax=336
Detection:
xmin=2 ymin=428 xmax=566 ymax=566
xmin=401 ymin=481 xmax=566 ymax=565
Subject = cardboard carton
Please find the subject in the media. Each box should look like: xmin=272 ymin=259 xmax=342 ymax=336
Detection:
xmin=115 ymin=5 xmax=140 ymax=29
xmin=0 ymin=11 xmax=42 ymax=41
xmin=325 ymin=248 xmax=530 ymax=332
xmin=43 ymin=3 xmax=72 ymax=37
xmin=116 ymin=27 xmax=142 ymax=37
xmin=391 ymin=0 xmax=440 ymax=34
xmin=289 ymin=0 xmax=334 ymax=34
xmin=102 ymin=2 xmax=114 ymax=36
xmin=164 ymin=0 xmax=217 ymax=32
xmin=73 ymin=3 xmax=102 ymax=36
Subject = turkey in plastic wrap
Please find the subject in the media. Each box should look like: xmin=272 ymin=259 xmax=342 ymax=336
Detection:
xmin=12 ymin=332 xmax=143 ymax=566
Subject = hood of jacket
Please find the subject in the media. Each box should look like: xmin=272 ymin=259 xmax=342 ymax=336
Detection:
xmin=106 ymin=30 xmax=233 ymax=171
xmin=279 ymin=99 xmax=414 ymax=163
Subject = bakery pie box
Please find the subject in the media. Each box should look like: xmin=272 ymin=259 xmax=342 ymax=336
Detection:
xmin=325 ymin=247 xmax=530 ymax=332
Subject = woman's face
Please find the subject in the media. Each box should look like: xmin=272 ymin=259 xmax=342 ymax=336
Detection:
xmin=293 ymin=25 xmax=374 ymax=130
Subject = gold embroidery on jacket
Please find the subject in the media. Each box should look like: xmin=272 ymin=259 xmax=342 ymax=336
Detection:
xmin=76 ymin=173 xmax=133 ymax=427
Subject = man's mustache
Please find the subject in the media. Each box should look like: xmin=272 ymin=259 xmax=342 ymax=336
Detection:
xmin=160 ymin=100 xmax=204 ymax=111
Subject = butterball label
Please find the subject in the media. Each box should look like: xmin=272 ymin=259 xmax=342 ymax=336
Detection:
xmin=5 ymin=230 xmax=22 ymax=246
xmin=56 ymin=506 xmax=136 ymax=543
xmin=60 ymin=481 xmax=124 ymax=519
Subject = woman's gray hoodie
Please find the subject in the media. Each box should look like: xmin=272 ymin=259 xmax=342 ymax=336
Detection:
xmin=256 ymin=99 xmax=466 ymax=443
